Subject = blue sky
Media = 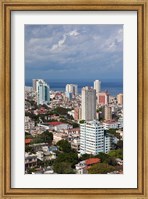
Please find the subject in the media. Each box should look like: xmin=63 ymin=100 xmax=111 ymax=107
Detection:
xmin=25 ymin=25 xmax=123 ymax=82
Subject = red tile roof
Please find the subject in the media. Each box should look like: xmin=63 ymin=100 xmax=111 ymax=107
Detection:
xmin=48 ymin=121 xmax=63 ymax=126
xmin=25 ymin=138 xmax=32 ymax=144
xmin=85 ymin=158 xmax=101 ymax=166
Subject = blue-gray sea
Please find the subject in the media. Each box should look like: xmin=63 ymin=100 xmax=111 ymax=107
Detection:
xmin=26 ymin=80 xmax=123 ymax=97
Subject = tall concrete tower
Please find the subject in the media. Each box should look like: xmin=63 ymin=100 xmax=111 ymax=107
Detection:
xmin=94 ymin=80 xmax=101 ymax=93
xmin=81 ymin=86 xmax=96 ymax=121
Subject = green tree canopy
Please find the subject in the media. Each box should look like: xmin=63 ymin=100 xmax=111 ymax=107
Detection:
xmin=95 ymin=152 xmax=110 ymax=163
xmin=108 ymin=149 xmax=123 ymax=160
xmin=53 ymin=162 xmax=75 ymax=174
xmin=79 ymin=120 xmax=85 ymax=124
xmin=55 ymin=152 xmax=78 ymax=167
xmin=88 ymin=163 xmax=115 ymax=174
xmin=31 ymin=130 xmax=53 ymax=145
xmin=25 ymin=132 xmax=33 ymax=139
xmin=56 ymin=140 xmax=71 ymax=153
xmin=116 ymin=140 xmax=123 ymax=149
xmin=79 ymin=153 xmax=94 ymax=161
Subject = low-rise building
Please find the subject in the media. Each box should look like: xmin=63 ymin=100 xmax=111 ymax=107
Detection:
xmin=25 ymin=152 xmax=37 ymax=170
xmin=103 ymin=120 xmax=119 ymax=130
xmin=75 ymin=158 xmax=101 ymax=174
xmin=47 ymin=122 xmax=73 ymax=131
xmin=28 ymin=143 xmax=48 ymax=152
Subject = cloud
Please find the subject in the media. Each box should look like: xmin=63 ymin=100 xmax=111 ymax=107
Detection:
xmin=51 ymin=34 xmax=67 ymax=51
xmin=25 ymin=25 xmax=123 ymax=80
xmin=68 ymin=30 xmax=79 ymax=36
xmin=50 ymin=30 xmax=80 ymax=51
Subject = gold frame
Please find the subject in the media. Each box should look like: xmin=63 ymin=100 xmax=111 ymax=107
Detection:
xmin=0 ymin=0 xmax=147 ymax=198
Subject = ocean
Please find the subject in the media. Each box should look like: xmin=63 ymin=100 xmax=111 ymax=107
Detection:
xmin=26 ymin=79 xmax=123 ymax=97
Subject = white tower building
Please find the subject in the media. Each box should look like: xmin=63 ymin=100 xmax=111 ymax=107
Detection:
xmin=81 ymin=87 xmax=96 ymax=121
xmin=94 ymin=80 xmax=101 ymax=93
xmin=80 ymin=120 xmax=104 ymax=155
xmin=35 ymin=79 xmax=50 ymax=105
xmin=65 ymin=84 xmax=78 ymax=96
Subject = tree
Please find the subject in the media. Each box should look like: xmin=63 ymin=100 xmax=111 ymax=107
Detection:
xmin=55 ymin=152 xmax=78 ymax=168
xmin=41 ymin=130 xmax=53 ymax=145
xmin=116 ymin=140 xmax=123 ymax=149
xmin=25 ymin=145 xmax=35 ymax=153
xmin=95 ymin=152 xmax=110 ymax=163
xmin=79 ymin=153 xmax=94 ymax=161
xmin=107 ymin=157 xmax=117 ymax=166
xmin=88 ymin=163 xmax=115 ymax=174
xmin=31 ymin=130 xmax=53 ymax=145
xmin=108 ymin=149 xmax=123 ymax=160
xmin=79 ymin=120 xmax=85 ymax=124
xmin=56 ymin=140 xmax=71 ymax=153
xmin=53 ymin=162 xmax=75 ymax=174
xmin=53 ymin=107 xmax=70 ymax=116
xmin=25 ymin=132 xmax=33 ymax=139
xmin=72 ymin=122 xmax=79 ymax=128
xmin=27 ymin=167 xmax=36 ymax=174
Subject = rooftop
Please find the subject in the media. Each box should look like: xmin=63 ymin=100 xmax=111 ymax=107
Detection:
xmin=25 ymin=138 xmax=32 ymax=144
xmin=48 ymin=121 xmax=64 ymax=126
xmin=85 ymin=158 xmax=101 ymax=166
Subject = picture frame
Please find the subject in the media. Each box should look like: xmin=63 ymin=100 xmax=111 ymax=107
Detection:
xmin=0 ymin=0 xmax=148 ymax=198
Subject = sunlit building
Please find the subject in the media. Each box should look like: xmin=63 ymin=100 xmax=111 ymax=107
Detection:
xmin=117 ymin=93 xmax=123 ymax=105
xmin=94 ymin=80 xmax=101 ymax=93
xmin=81 ymin=87 xmax=96 ymax=121
xmin=65 ymin=84 xmax=78 ymax=96
xmin=34 ymin=79 xmax=50 ymax=105
xmin=80 ymin=120 xmax=104 ymax=155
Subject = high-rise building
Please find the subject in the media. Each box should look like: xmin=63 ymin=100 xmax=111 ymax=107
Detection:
xmin=80 ymin=120 xmax=104 ymax=155
xmin=97 ymin=91 xmax=109 ymax=105
xmin=65 ymin=84 xmax=78 ymax=96
xmin=32 ymin=79 xmax=38 ymax=91
xmin=117 ymin=93 xmax=123 ymax=105
xmin=65 ymin=92 xmax=72 ymax=100
xmin=81 ymin=87 xmax=96 ymax=121
xmin=104 ymin=105 xmax=112 ymax=120
xmin=34 ymin=79 xmax=50 ymax=105
xmin=94 ymin=80 xmax=101 ymax=93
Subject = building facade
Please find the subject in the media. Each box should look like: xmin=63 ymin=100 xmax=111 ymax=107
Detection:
xmin=81 ymin=87 xmax=96 ymax=121
xmin=97 ymin=91 xmax=109 ymax=105
xmin=34 ymin=79 xmax=50 ymax=105
xmin=80 ymin=120 xmax=104 ymax=155
xmin=104 ymin=105 xmax=112 ymax=120
xmin=117 ymin=93 xmax=123 ymax=105
xmin=94 ymin=80 xmax=101 ymax=93
xmin=65 ymin=84 xmax=78 ymax=96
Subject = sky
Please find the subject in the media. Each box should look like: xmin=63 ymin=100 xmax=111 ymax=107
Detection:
xmin=25 ymin=24 xmax=123 ymax=83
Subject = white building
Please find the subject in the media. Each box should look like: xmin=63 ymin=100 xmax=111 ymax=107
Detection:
xmin=75 ymin=160 xmax=86 ymax=174
xmin=118 ymin=117 xmax=123 ymax=128
xmin=104 ymin=133 xmax=112 ymax=153
xmin=65 ymin=84 xmax=78 ymax=96
xmin=81 ymin=87 xmax=96 ymax=121
xmin=103 ymin=120 xmax=119 ymax=130
xmin=94 ymin=80 xmax=101 ymax=93
xmin=25 ymin=116 xmax=35 ymax=131
xmin=48 ymin=122 xmax=73 ymax=131
xmin=25 ymin=152 xmax=37 ymax=170
xmin=80 ymin=120 xmax=104 ymax=155
xmin=33 ymin=79 xmax=50 ymax=105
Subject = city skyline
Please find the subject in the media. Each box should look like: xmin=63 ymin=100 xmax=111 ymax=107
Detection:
xmin=25 ymin=24 xmax=123 ymax=81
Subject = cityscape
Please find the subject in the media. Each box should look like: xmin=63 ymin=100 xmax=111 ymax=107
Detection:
xmin=25 ymin=79 xmax=123 ymax=174
xmin=25 ymin=25 xmax=123 ymax=174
